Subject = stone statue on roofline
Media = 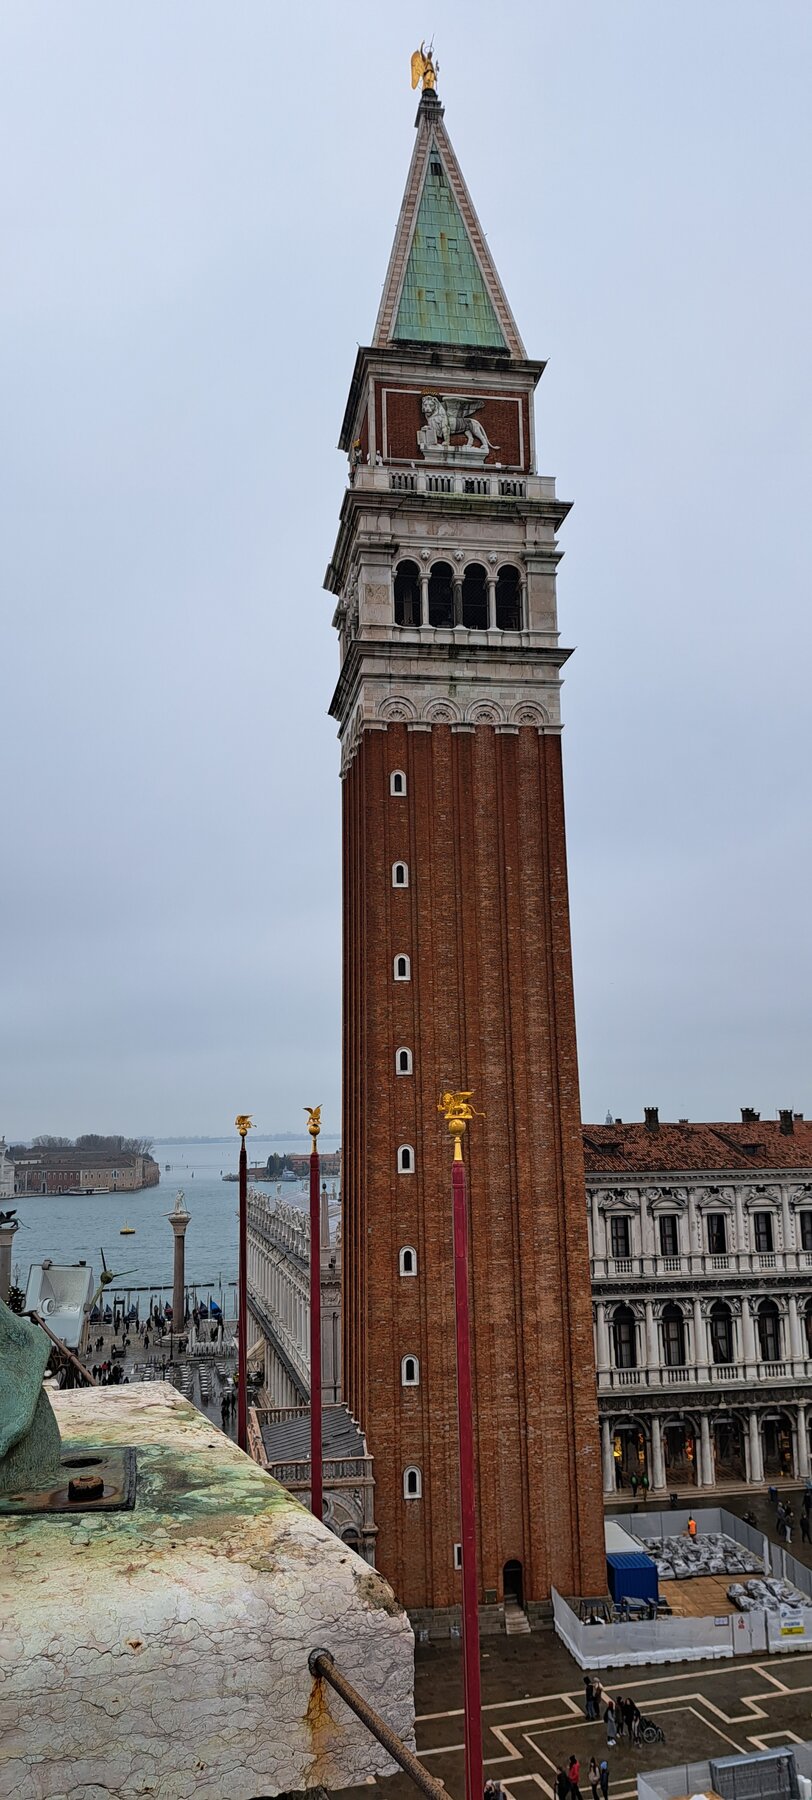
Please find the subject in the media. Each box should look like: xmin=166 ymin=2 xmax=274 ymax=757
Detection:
xmin=0 ymin=1296 xmax=62 ymax=1494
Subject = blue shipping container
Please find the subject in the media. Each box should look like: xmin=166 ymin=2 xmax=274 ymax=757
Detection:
xmin=606 ymin=1550 xmax=659 ymax=1605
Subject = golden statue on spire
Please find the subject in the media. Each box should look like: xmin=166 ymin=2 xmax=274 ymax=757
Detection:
xmin=411 ymin=42 xmax=438 ymax=92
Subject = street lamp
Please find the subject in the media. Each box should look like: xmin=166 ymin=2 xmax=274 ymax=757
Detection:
xmin=235 ymin=1115 xmax=253 ymax=1452
xmin=305 ymin=1105 xmax=323 ymax=1523
xmin=438 ymin=1090 xmax=484 ymax=1800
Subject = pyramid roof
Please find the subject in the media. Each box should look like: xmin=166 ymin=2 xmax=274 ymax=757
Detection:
xmin=373 ymin=93 xmax=525 ymax=358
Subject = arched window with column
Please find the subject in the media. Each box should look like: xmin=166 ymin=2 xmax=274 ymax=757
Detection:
xmin=495 ymin=564 xmax=522 ymax=630
xmin=612 ymin=1304 xmax=637 ymax=1369
xmin=427 ymin=561 xmax=454 ymax=628
xmin=758 ymin=1298 xmax=782 ymax=1362
xmin=394 ymin=559 xmax=421 ymax=626
xmin=461 ymin=562 xmax=488 ymax=629
xmin=662 ymin=1302 xmax=687 ymax=1367
xmin=709 ymin=1300 xmax=734 ymax=1364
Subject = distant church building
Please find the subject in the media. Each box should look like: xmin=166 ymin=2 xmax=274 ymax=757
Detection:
xmin=325 ymin=82 xmax=605 ymax=1622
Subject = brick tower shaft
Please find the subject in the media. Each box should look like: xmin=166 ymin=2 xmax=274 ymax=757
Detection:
xmin=326 ymin=84 xmax=605 ymax=1618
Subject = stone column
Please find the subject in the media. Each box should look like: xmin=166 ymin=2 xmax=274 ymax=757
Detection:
xmin=733 ymin=1186 xmax=745 ymax=1261
xmin=601 ymin=1418 xmax=616 ymax=1496
xmin=692 ymin=1297 xmax=707 ymax=1377
xmin=781 ymin=1185 xmax=793 ymax=1262
xmin=167 ymin=1192 xmax=190 ymax=1330
xmin=788 ymin=1294 xmax=804 ymax=1367
xmin=419 ymin=573 xmax=430 ymax=625
xmin=749 ymin=1409 xmax=764 ymax=1484
xmin=699 ymin=1413 xmax=714 ymax=1489
xmin=651 ymin=1414 xmax=666 ymax=1491
xmin=487 ymin=576 xmax=497 ymax=631
xmin=741 ymin=1295 xmax=757 ymax=1371
xmin=596 ymin=1301 xmax=610 ymax=1371
xmin=798 ymin=1403 xmax=811 ymax=1479
xmin=644 ymin=1301 xmax=660 ymax=1380
xmin=0 ymin=1217 xmax=19 ymax=1305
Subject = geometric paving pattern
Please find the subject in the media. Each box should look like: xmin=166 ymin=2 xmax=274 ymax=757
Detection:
xmin=413 ymin=1655 xmax=812 ymax=1800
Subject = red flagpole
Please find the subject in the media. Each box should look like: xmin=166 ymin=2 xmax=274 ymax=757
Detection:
xmin=441 ymin=1095 xmax=484 ymax=1800
xmin=307 ymin=1107 xmax=323 ymax=1523
xmin=235 ymin=1115 xmax=253 ymax=1454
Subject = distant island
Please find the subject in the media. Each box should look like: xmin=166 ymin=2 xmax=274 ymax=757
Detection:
xmin=151 ymin=1133 xmax=341 ymax=1145
xmin=9 ymin=1135 xmax=159 ymax=1197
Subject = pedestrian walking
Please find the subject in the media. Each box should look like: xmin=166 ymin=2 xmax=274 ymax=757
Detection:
xmin=640 ymin=1473 xmax=649 ymax=1504
xmin=556 ymin=1769 xmax=571 ymax=1800
xmin=630 ymin=1702 xmax=642 ymax=1746
xmin=568 ymin=1756 xmax=582 ymax=1800
xmin=687 ymin=1515 xmax=697 ymax=1538
xmin=588 ymin=1759 xmax=601 ymax=1800
xmin=800 ymin=1512 xmax=810 ymax=1543
xmin=592 ymin=1679 xmax=604 ymax=1715
xmin=630 ymin=1472 xmax=639 ymax=1501
xmin=599 ymin=1761 xmax=609 ymax=1800
xmin=584 ymin=1675 xmax=596 ymax=1720
xmin=623 ymin=1698 xmax=635 ymax=1743
xmin=604 ymin=1702 xmax=617 ymax=1748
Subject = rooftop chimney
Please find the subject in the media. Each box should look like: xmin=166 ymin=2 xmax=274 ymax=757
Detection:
xmin=779 ymin=1109 xmax=794 ymax=1136
xmin=644 ymin=1106 xmax=660 ymax=1134
xmin=741 ymin=1108 xmax=760 ymax=1123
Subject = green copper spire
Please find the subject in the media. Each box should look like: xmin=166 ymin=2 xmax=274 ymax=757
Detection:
xmin=392 ymin=149 xmax=507 ymax=349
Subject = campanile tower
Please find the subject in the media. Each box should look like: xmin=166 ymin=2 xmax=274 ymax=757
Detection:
xmin=326 ymin=76 xmax=605 ymax=1620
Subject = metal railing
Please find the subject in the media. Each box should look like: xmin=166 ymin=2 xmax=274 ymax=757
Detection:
xmin=308 ymin=1650 xmax=446 ymax=1799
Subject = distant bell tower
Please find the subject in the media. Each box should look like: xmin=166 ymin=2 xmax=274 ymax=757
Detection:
xmin=325 ymin=73 xmax=605 ymax=1622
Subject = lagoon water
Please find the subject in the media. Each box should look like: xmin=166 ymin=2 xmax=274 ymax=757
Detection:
xmin=11 ymin=1136 xmax=339 ymax=1301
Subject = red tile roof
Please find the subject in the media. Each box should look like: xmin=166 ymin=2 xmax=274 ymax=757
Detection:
xmin=582 ymin=1119 xmax=812 ymax=1174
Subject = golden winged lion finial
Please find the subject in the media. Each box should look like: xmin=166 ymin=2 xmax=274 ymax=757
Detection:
xmin=304 ymin=1105 xmax=322 ymax=1145
xmin=437 ymin=1090 xmax=485 ymax=1160
xmin=235 ymin=1114 xmax=254 ymax=1140
xmin=411 ymin=42 xmax=438 ymax=93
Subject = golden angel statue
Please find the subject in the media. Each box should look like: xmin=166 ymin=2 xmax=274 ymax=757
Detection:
xmin=235 ymin=1114 xmax=254 ymax=1139
xmin=411 ymin=43 xmax=438 ymax=92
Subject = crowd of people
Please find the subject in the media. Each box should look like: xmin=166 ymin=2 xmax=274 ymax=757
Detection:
xmin=545 ymin=1677 xmax=652 ymax=1800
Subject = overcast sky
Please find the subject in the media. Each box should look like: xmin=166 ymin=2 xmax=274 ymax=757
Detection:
xmin=2 ymin=3 xmax=810 ymax=1140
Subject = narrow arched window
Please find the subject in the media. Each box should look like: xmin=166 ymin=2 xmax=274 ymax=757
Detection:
xmin=394 ymin=954 xmax=410 ymax=981
xmin=396 ymin=1047 xmax=413 ymax=1075
xmin=428 ymin=561 xmax=454 ymax=628
xmin=612 ymin=1304 xmax=637 ymax=1370
xmin=710 ymin=1301 xmax=734 ymax=1364
xmin=394 ymin=559 xmax=421 ymax=627
xmin=495 ymin=564 xmax=522 ymax=631
xmin=399 ymin=1246 xmax=417 ymax=1277
xmin=662 ymin=1302 xmax=686 ymax=1367
xmin=397 ymin=1145 xmax=415 ymax=1174
xmin=462 ymin=562 xmax=488 ymax=630
xmin=403 ymin=1465 xmax=422 ymax=1499
xmin=401 ymin=1354 xmax=419 ymax=1386
xmin=390 ymin=770 xmax=407 ymax=796
xmin=758 ymin=1299 xmax=782 ymax=1362
xmin=392 ymin=861 xmax=409 ymax=888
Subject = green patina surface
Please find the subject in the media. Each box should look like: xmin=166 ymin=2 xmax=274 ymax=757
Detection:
xmin=0 ymin=1387 xmax=303 ymax=1571
xmin=0 ymin=1298 xmax=62 ymax=1492
xmin=393 ymin=149 xmax=506 ymax=348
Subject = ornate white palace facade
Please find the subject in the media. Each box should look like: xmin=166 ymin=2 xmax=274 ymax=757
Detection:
xmin=588 ymin=1110 xmax=812 ymax=1495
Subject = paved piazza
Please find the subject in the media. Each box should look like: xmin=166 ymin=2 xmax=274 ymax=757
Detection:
xmin=353 ymin=1638 xmax=812 ymax=1800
